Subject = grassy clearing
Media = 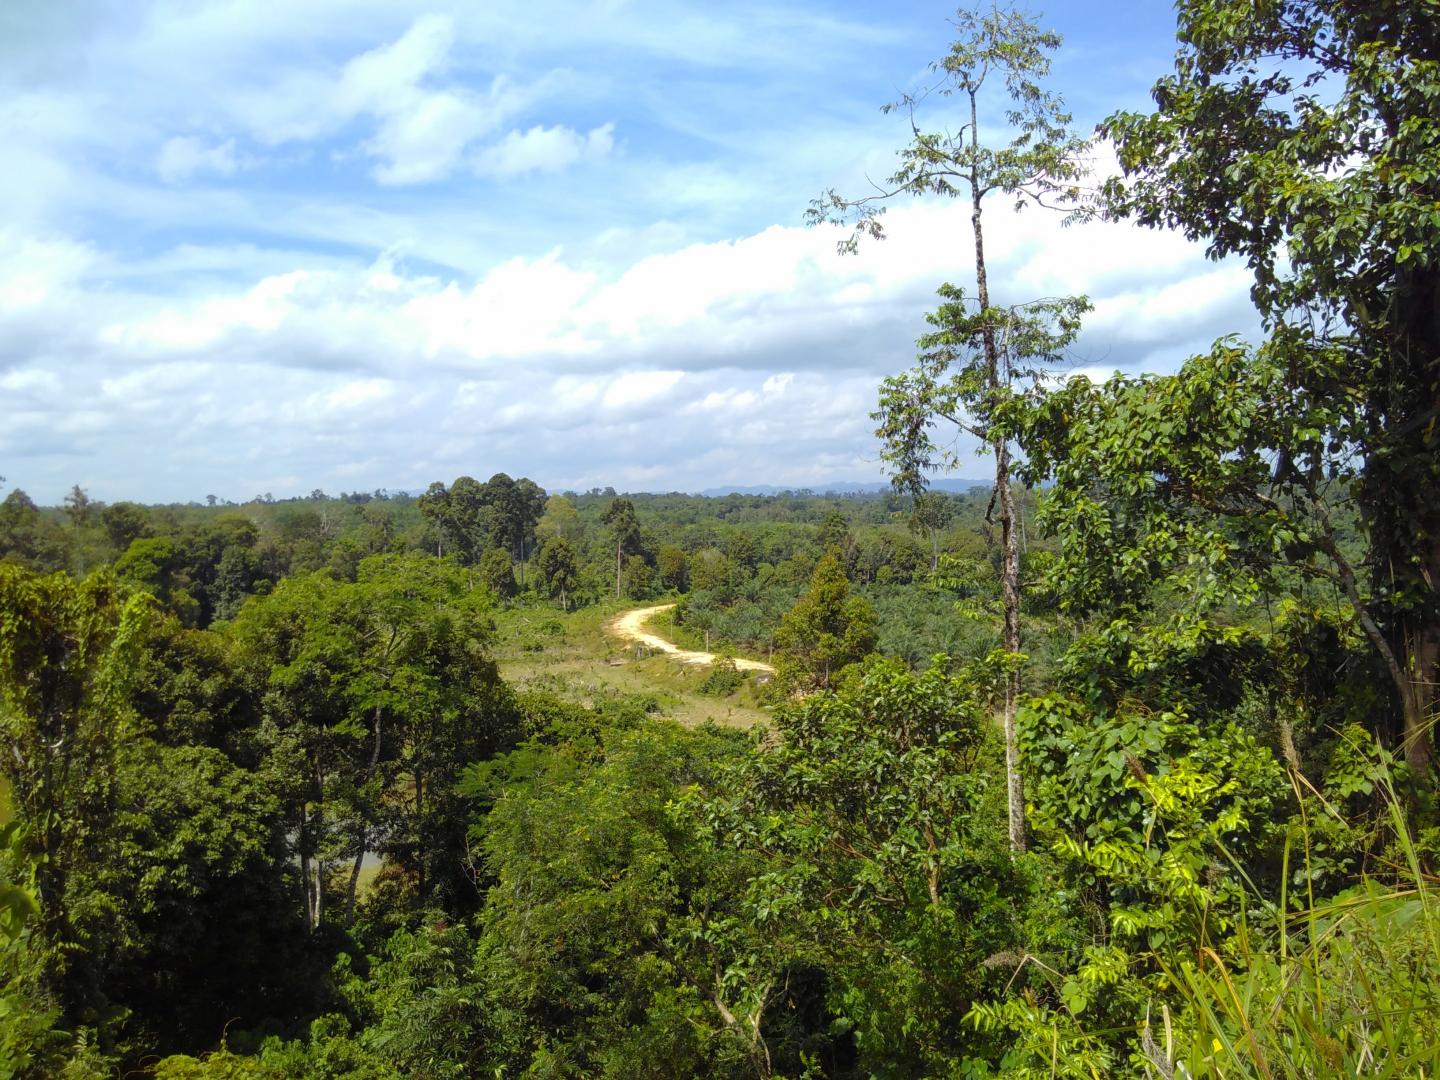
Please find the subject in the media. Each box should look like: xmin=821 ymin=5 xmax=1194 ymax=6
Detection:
xmin=494 ymin=601 xmax=771 ymax=730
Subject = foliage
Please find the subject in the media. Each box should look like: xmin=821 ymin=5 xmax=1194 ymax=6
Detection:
xmin=698 ymin=657 xmax=745 ymax=698
xmin=536 ymin=536 xmax=579 ymax=609
xmin=696 ymin=656 xmax=1077 ymax=1075
xmin=0 ymin=567 xmax=149 ymax=1002
xmin=464 ymin=714 xmax=780 ymax=1078
xmin=0 ymin=821 xmax=68 ymax=1080
xmin=1096 ymin=0 xmax=1440 ymax=771
xmin=773 ymin=553 xmax=878 ymax=691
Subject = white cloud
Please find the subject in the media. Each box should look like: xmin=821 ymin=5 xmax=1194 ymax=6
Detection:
xmin=87 ymin=202 xmax=1258 ymax=385
xmin=601 ymin=369 xmax=683 ymax=410
xmin=0 ymin=196 xmax=1266 ymax=502
xmin=473 ymin=122 xmax=615 ymax=178
xmin=156 ymin=136 xmax=241 ymax=183
xmin=0 ymin=230 xmax=94 ymax=308
xmin=321 ymin=378 xmax=393 ymax=412
xmin=340 ymin=16 xmax=502 ymax=185
xmin=207 ymin=15 xmax=587 ymax=186
xmin=0 ymin=3 xmax=1266 ymax=502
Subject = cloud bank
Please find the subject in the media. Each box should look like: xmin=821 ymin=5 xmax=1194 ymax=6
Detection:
xmin=0 ymin=1 xmax=1252 ymax=503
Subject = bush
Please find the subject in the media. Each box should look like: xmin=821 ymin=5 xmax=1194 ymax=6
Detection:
xmin=698 ymin=657 xmax=744 ymax=697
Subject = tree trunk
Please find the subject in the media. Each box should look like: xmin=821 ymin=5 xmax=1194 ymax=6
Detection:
xmin=1399 ymin=604 xmax=1438 ymax=773
xmin=345 ymin=830 xmax=366 ymax=925
xmin=305 ymin=754 xmax=326 ymax=930
xmin=996 ymin=440 xmax=1026 ymax=853
xmin=970 ymin=85 xmax=1026 ymax=852
xmin=1366 ymin=264 xmax=1440 ymax=775
xmin=344 ymin=704 xmax=385 ymax=924
xmin=615 ymin=538 xmax=623 ymax=599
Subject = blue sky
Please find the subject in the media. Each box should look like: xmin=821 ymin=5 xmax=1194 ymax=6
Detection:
xmin=0 ymin=1 xmax=1257 ymax=503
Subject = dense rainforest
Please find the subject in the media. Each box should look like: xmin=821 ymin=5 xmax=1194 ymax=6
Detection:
xmin=4 ymin=0 xmax=1440 ymax=1076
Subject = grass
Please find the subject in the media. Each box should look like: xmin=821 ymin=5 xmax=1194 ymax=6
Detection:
xmin=1153 ymin=768 xmax=1440 ymax=1078
xmin=494 ymin=601 xmax=770 ymax=730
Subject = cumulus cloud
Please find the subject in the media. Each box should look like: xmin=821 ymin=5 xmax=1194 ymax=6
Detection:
xmin=340 ymin=15 xmax=503 ymax=184
xmin=0 ymin=0 xmax=1265 ymax=503
xmin=473 ymin=122 xmax=616 ymax=178
xmin=0 ymin=198 xmax=1263 ymax=502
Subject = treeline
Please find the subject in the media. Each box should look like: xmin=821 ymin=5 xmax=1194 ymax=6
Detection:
xmin=1 ymin=474 xmax=1041 ymax=662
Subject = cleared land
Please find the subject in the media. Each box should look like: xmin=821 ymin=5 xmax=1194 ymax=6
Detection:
xmin=607 ymin=604 xmax=776 ymax=672
xmin=495 ymin=603 xmax=770 ymax=729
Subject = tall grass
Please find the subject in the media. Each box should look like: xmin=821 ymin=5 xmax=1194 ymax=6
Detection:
xmin=1145 ymin=768 xmax=1440 ymax=1078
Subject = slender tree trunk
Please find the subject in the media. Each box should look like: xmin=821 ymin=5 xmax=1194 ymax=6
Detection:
xmin=996 ymin=441 xmax=1026 ymax=852
xmin=345 ymin=830 xmax=366 ymax=925
xmin=305 ymin=753 xmax=326 ymax=930
xmin=615 ymin=538 xmax=623 ymax=599
xmin=344 ymin=705 xmax=385 ymax=924
xmin=970 ymin=86 xmax=1026 ymax=852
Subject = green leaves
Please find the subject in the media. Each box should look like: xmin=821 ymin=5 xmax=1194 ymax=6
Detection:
xmin=0 ymin=823 xmax=38 ymax=944
xmin=874 ymin=285 xmax=1090 ymax=498
xmin=773 ymin=553 xmax=878 ymax=691
xmin=1099 ymin=0 xmax=1440 ymax=771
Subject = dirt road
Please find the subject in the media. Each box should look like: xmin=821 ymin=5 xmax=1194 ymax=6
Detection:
xmin=607 ymin=604 xmax=775 ymax=673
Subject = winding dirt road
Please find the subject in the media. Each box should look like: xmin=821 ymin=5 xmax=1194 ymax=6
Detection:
xmin=607 ymin=604 xmax=775 ymax=673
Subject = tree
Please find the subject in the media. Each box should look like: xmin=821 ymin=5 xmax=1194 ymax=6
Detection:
xmin=61 ymin=485 xmax=93 ymax=532
xmin=601 ymin=498 xmax=642 ymax=600
xmin=476 ymin=473 xmax=547 ymax=584
xmin=0 ymin=490 xmax=68 ymax=572
xmin=478 ymin=547 xmax=517 ymax=599
xmin=100 ymin=502 xmax=151 ymax=552
xmin=814 ymin=4 xmax=1090 ymax=849
xmin=657 ymin=544 xmax=689 ymax=592
xmin=77 ymin=742 xmax=312 ymax=1053
xmin=621 ymin=553 xmax=655 ymax=600
xmin=697 ymin=657 xmax=1050 ymax=1073
xmin=0 ymin=567 xmax=149 ymax=999
xmin=231 ymin=554 xmax=516 ymax=928
xmin=1094 ymin=0 xmax=1440 ymax=772
xmin=537 ymin=537 xmax=579 ymax=609
xmin=466 ymin=714 xmax=789 ymax=1077
xmin=535 ymin=494 xmax=582 ymax=546
xmin=416 ymin=477 xmax=486 ymax=563
xmin=689 ymin=548 xmax=732 ymax=598
xmin=774 ymin=553 xmax=878 ymax=690
xmin=910 ymin=491 xmax=953 ymax=572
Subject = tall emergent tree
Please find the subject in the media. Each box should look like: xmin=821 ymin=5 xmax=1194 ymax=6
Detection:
xmin=601 ymin=497 xmax=642 ymax=600
xmin=811 ymin=4 xmax=1089 ymax=849
xmin=1092 ymin=0 xmax=1440 ymax=771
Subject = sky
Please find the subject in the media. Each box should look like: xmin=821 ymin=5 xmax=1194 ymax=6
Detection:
xmin=0 ymin=1 xmax=1260 ymax=504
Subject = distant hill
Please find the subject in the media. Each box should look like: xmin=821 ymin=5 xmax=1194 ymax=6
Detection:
xmin=694 ymin=479 xmax=991 ymax=497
